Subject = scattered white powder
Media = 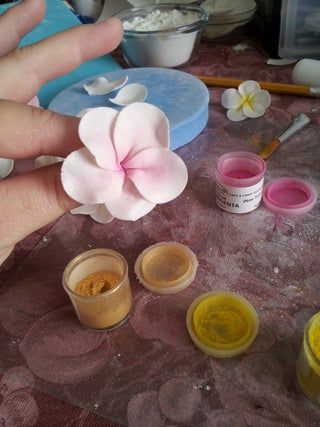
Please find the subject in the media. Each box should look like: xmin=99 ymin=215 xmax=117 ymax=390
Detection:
xmin=123 ymin=9 xmax=199 ymax=31
xmin=233 ymin=43 xmax=249 ymax=52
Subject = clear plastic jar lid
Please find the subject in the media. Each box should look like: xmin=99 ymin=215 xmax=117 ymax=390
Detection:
xmin=186 ymin=291 xmax=259 ymax=358
xmin=134 ymin=242 xmax=198 ymax=295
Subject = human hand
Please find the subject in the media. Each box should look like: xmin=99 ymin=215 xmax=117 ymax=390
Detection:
xmin=0 ymin=0 xmax=123 ymax=265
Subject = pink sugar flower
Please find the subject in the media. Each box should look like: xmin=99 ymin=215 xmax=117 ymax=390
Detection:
xmin=61 ymin=103 xmax=188 ymax=221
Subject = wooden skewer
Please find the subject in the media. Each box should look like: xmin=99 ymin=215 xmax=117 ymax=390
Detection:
xmin=197 ymin=76 xmax=320 ymax=97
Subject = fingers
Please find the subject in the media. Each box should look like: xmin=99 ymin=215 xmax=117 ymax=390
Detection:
xmin=0 ymin=0 xmax=45 ymax=57
xmin=0 ymin=17 xmax=123 ymax=102
xmin=0 ymin=100 xmax=82 ymax=159
xmin=0 ymin=163 xmax=78 ymax=250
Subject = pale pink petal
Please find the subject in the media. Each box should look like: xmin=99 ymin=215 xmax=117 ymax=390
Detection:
xmin=106 ymin=179 xmax=155 ymax=221
xmin=243 ymin=103 xmax=266 ymax=118
xmin=250 ymin=90 xmax=271 ymax=109
xmin=78 ymin=107 xmax=119 ymax=170
xmin=221 ymin=89 xmax=242 ymax=109
xmin=113 ymin=103 xmax=169 ymax=163
xmin=27 ymin=96 xmax=40 ymax=107
xmin=227 ymin=108 xmax=247 ymax=121
xmin=70 ymin=204 xmax=99 ymax=215
xmin=90 ymin=204 xmax=114 ymax=224
xmin=125 ymin=147 xmax=188 ymax=204
xmin=61 ymin=147 xmax=125 ymax=205
xmin=238 ymin=80 xmax=261 ymax=98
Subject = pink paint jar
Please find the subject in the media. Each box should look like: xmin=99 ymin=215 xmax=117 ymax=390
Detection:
xmin=215 ymin=151 xmax=266 ymax=214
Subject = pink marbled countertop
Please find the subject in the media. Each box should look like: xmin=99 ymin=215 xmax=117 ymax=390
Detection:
xmin=1 ymin=31 xmax=320 ymax=426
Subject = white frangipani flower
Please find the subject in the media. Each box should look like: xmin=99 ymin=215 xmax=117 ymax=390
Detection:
xmin=221 ymin=80 xmax=271 ymax=122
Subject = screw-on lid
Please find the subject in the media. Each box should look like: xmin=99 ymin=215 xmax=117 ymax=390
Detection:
xmin=186 ymin=291 xmax=259 ymax=358
xmin=134 ymin=242 xmax=198 ymax=295
xmin=263 ymin=177 xmax=317 ymax=216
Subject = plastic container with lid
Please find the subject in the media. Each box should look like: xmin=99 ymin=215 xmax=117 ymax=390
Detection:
xmin=255 ymin=0 xmax=320 ymax=59
xmin=63 ymin=248 xmax=132 ymax=331
xmin=297 ymin=312 xmax=320 ymax=403
xmin=278 ymin=0 xmax=320 ymax=59
xmin=215 ymin=151 xmax=266 ymax=214
xmin=186 ymin=291 xmax=259 ymax=358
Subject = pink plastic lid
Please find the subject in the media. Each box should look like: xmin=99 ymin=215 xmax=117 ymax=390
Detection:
xmin=263 ymin=177 xmax=317 ymax=216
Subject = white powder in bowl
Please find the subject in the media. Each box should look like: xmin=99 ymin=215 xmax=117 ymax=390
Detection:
xmin=120 ymin=7 xmax=205 ymax=67
xmin=123 ymin=9 xmax=199 ymax=31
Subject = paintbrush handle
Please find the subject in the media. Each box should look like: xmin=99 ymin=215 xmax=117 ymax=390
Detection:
xmin=197 ymin=76 xmax=320 ymax=97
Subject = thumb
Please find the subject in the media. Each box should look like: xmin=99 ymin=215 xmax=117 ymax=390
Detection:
xmin=0 ymin=163 xmax=78 ymax=255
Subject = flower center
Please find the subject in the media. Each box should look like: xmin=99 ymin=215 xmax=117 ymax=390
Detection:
xmin=241 ymin=93 xmax=255 ymax=110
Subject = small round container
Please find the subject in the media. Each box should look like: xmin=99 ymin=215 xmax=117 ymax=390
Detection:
xmin=186 ymin=291 xmax=259 ymax=358
xmin=202 ymin=0 xmax=257 ymax=41
xmin=116 ymin=4 xmax=209 ymax=68
xmin=134 ymin=242 xmax=198 ymax=294
xmin=263 ymin=178 xmax=317 ymax=216
xmin=297 ymin=312 xmax=320 ymax=404
xmin=63 ymin=249 xmax=132 ymax=331
xmin=215 ymin=151 xmax=266 ymax=214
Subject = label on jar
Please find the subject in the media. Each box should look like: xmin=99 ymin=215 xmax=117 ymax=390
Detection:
xmin=215 ymin=178 xmax=264 ymax=214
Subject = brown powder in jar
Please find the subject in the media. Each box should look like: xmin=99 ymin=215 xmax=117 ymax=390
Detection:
xmin=74 ymin=271 xmax=121 ymax=296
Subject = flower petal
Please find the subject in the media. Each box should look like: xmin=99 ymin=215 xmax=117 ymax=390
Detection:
xmin=221 ymin=89 xmax=242 ymax=109
xmin=238 ymin=80 xmax=261 ymax=97
xmin=28 ymin=96 xmax=40 ymax=107
xmin=61 ymin=147 xmax=125 ymax=205
xmin=113 ymin=103 xmax=169 ymax=163
xmin=78 ymin=107 xmax=119 ymax=170
xmin=226 ymin=108 xmax=247 ymax=121
xmin=34 ymin=155 xmax=64 ymax=169
xmin=125 ymin=147 xmax=188 ymax=204
xmin=83 ymin=76 xmax=128 ymax=96
xmin=77 ymin=108 xmax=93 ymax=118
xmin=243 ymin=103 xmax=266 ymax=118
xmin=70 ymin=204 xmax=99 ymax=215
xmin=250 ymin=90 xmax=271 ymax=109
xmin=90 ymin=204 xmax=114 ymax=224
xmin=106 ymin=179 xmax=155 ymax=221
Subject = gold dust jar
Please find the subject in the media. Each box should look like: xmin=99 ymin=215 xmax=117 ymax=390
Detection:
xmin=62 ymin=248 xmax=132 ymax=331
xmin=297 ymin=312 xmax=320 ymax=403
xmin=186 ymin=291 xmax=259 ymax=358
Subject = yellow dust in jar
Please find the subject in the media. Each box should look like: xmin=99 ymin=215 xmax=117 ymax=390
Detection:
xmin=186 ymin=291 xmax=259 ymax=358
xmin=297 ymin=312 xmax=320 ymax=403
xmin=62 ymin=248 xmax=132 ymax=331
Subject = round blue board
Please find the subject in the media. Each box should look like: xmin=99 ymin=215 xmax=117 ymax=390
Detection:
xmin=49 ymin=67 xmax=209 ymax=151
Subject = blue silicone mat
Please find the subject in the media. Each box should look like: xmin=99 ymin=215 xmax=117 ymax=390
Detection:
xmin=49 ymin=67 xmax=209 ymax=151
xmin=0 ymin=1 xmax=122 ymax=107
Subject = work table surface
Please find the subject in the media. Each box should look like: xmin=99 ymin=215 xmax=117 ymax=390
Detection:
xmin=1 ymin=29 xmax=320 ymax=426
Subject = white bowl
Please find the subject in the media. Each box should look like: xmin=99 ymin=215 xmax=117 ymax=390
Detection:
xmin=202 ymin=0 xmax=257 ymax=40
xmin=116 ymin=4 xmax=209 ymax=68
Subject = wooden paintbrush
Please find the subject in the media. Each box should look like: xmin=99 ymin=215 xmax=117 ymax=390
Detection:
xmin=197 ymin=76 xmax=320 ymax=97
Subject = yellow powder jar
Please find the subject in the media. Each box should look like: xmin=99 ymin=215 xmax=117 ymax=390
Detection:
xmin=62 ymin=249 xmax=132 ymax=331
xmin=297 ymin=312 xmax=320 ymax=404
